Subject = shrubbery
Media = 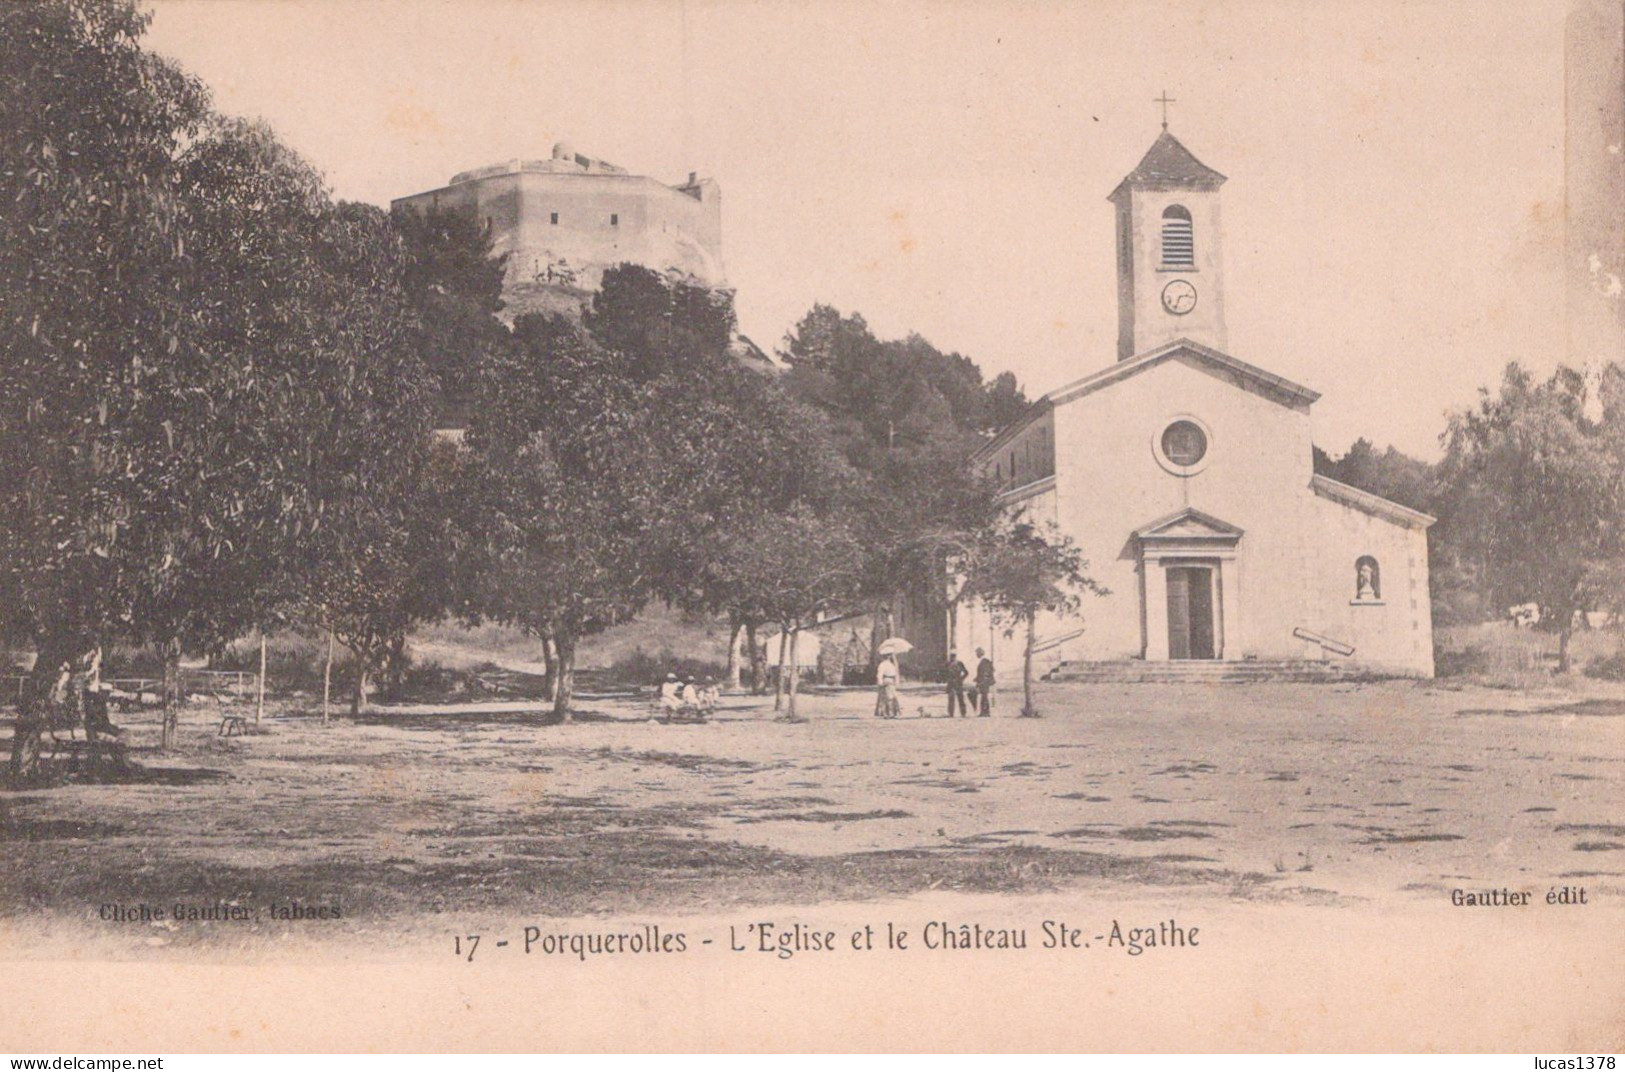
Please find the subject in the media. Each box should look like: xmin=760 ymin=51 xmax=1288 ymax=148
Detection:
xmin=1584 ymin=652 xmax=1625 ymax=682
xmin=603 ymin=645 xmax=726 ymax=688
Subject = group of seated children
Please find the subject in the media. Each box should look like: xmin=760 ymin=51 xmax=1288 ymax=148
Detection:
xmin=657 ymin=673 xmax=719 ymax=721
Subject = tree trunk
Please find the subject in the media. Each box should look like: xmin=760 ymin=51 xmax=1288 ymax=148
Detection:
xmin=1558 ymin=621 xmax=1573 ymax=675
xmin=745 ymin=620 xmax=763 ymax=694
xmin=946 ymin=599 xmax=960 ymax=661
xmin=774 ymin=627 xmax=788 ymax=711
xmin=350 ymin=657 xmax=368 ymax=717
xmin=322 ymin=629 xmax=334 ymax=725
xmin=726 ymin=613 xmax=743 ymax=691
xmin=1022 ymin=613 xmax=1037 ymax=717
xmin=552 ymin=632 xmax=576 ymax=723
xmin=382 ymin=633 xmax=408 ymax=699
xmin=539 ymin=627 xmax=557 ymax=700
xmin=255 ymin=634 xmax=267 ymax=726
xmin=870 ymin=604 xmax=892 ymax=672
xmin=786 ymin=619 xmax=803 ymax=721
xmin=159 ymin=637 xmax=182 ymax=751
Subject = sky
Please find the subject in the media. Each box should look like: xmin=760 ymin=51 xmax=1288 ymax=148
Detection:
xmin=143 ymin=0 xmax=1571 ymax=459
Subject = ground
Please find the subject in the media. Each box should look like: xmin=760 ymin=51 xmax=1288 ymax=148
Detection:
xmin=1 ymin=674 xmax=1621 ymax=960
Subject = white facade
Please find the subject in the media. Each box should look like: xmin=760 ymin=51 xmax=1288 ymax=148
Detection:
xmin=954 ymin=130 xmax=1435 ymax=679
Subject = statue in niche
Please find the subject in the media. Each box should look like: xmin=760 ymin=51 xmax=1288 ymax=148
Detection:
xmin=1356 ymin=558 xmax=1379 ymax=601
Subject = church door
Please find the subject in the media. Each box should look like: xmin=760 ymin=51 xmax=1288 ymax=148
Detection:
xmin=1166 ymin=566 xmax=1216 ymax=660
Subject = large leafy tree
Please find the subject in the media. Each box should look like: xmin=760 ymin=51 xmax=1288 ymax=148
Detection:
xmin=296 ymin=201 xmax=501 ymax=715
xmin=310 ymin=433 xmax=462 ymax=715
xmin=0 ymin=2 xmax=439 ymax=769
xmin=126 ymin=135 xmax=438 ymax=743
xmin=391 ymin=203 xmax=509 ymax=426
xmin=463 ymin=270 xmax=734 ymax=721
xmin=680 ymin=374 xmax=860 ymax=691
xmin=1439 ymin=362 xmax=1624 ymax=671
xmin=0 ymin=0 xmax=216 ymax=766
xmin=779 ymin=304 xmax=1022 ymax=658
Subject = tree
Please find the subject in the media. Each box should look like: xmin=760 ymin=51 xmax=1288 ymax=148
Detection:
xmin=292 ymin=199 xmax=520 ymax=713
xmin=1592 ymin=363 xmax=1625 ymax=631
xmin=780 ymin=305 xmax=1024 ymax=449
xmin=778 ymin=304 xmax=1025 ymax=666
xmin=1439 ymin=362 xmax=1624 ymax=672
xmin=680 ymin=374 xmax=861 ymax=693
xmin=462 ymin=268 xmax=737 ymax=721
xmin=706 ymin=512 xmax=865 ymax=721
xmin=126 ymin=130 xmax=436 ymax=744
xmin=1314 ymin=438 xmax=1436 ymax=515
xmin=310 ymin=436 xmax=465 ymax=714
xmin=961 ymin=521 xmax=1105 ymax=717
xmin=391 ymin=203 xmax=509 ymax=426
xmin=0 ymin=0 xmax=209 ymax=768
xmin=0 ymin=2 xmax=443 ymax=770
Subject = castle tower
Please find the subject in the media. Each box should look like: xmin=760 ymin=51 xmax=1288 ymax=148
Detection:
xmin=1108 ymin=128 xmax=1228 ymax=361
xmin=391 ymin=143 xmax=725 ymax=321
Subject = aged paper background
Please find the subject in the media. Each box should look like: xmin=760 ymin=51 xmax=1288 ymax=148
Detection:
xmin=2 ymin=0 xmax=1622 ymax=1053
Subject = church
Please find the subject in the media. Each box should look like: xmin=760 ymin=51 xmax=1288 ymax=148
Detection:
xmin=945 ymin=126 xmax=1436 ymax=680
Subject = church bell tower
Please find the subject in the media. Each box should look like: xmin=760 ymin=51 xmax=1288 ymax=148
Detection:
xmin=1109 ymin=118 xmax=1228 ymax=361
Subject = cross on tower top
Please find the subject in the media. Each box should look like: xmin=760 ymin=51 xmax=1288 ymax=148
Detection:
xmin=1155 ymin=90 xmax=1176 ymax=131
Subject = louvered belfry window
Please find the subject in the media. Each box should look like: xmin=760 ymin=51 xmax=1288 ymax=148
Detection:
xmin=1161 ymin=205 xmax=1194 ymax=267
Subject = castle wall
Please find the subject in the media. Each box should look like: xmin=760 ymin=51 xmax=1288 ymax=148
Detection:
xmin=392 ymin=163 xmax=724 ymax=317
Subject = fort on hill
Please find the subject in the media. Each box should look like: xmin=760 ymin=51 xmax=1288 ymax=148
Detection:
xmin=392 ymin=141 xmax=725 ymax=319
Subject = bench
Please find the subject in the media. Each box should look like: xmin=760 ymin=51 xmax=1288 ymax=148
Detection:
xmin=210 ymin=691 xmax=252 ymax=737
xmin=41 ymin=691 xmax=128 ymax=771
xmin=46 ymin=732 xmax=128 ymax=771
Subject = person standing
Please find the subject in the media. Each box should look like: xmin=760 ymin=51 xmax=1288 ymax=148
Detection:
xmin=944 ymin=652 xmax=969 ymax=718
xmin=974 ymin=648 xmax=996 ymax=717
xmin=874 ymin=654 xmax=901 ymax=719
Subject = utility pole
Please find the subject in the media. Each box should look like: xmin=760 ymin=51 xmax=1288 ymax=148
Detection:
xmin=255 ymin=634 xmax=266 ymax=725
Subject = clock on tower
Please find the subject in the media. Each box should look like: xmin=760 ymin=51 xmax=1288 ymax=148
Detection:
xmin=1161 ymin=279 xmax=1198 ymax=315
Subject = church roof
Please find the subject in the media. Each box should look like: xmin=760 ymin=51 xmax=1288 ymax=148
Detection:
xmin=1048 ymin=338 xmax=1319 ymax=409
xmin=1108 ymin=131 xmax=1227 ymax=201
xmin=971 ymin=339 xmax=1319 ymax=465
xmin=1134 ymin=507 xmax=1245 ymax=542
xmin=1311 ymin=475 xmax=1436 ymax=529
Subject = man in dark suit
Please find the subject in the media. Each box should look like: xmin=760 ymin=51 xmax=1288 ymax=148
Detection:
xmin=944 ymin=652 xmax=969 ymax=718
xmin=974 ymin=648 xmax=996 ymax=717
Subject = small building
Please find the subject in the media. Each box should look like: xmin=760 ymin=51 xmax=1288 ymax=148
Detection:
xmin=948 ymin=126 xmax=1435 ymax=681
xmin=757 ymin=628 xmax=821 ymax=669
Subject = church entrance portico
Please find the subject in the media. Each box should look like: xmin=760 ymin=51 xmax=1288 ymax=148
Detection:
xmin=1134 ymin=508 xmax=1243 ymax=662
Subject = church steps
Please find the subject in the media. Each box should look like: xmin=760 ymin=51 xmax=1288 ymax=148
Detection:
xmin=1044 ymin=660 xmax=1371 ymax=684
